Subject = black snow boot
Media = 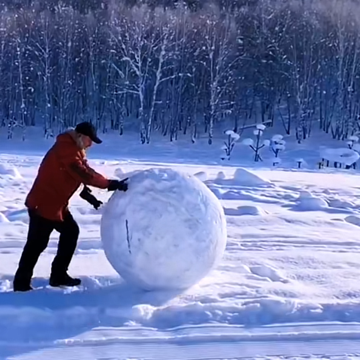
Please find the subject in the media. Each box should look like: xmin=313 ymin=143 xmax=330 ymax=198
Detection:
xmin=13 ymin=282 xmax=33 ymax=292
xmin=49 ymin=273 xmax=81 ymax=287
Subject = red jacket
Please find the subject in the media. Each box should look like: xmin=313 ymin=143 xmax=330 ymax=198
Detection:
xmin=25 ymin=131 xmax=110 ymax=221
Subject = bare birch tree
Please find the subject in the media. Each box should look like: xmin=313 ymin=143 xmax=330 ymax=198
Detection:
xmin=109 ymin=6 xmax=153 ymax=143
xmin=201 ymin=10 xmax=240 ymax=144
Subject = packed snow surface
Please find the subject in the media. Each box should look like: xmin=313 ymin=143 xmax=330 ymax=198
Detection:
xmin=100 ymin=168 xmax=227 ymax=291
xmin=1 ymin=135 xmax=360 ymax=359
xmin=0 ymin=163 xmax=22 ymax=179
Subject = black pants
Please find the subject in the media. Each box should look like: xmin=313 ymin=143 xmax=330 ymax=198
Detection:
xmin=14 ymin=210 xmax=79 ymax=284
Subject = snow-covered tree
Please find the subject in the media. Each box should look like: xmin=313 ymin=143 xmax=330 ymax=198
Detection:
xmin=146 ymin=10 xmax=178 ymax=144
xmin=242 ymin=124 xmax=270 ymax=162
xmin=3 ymin=0 xmax=360 ymax=145
xmin=221 ymin=129 xmax=240 ymax=160
xmin=14 ymin=31 xmax=27 ymax=141
xmin=30 ymin=10 xmax=55 ymax=138
xmin=109 ymin=7 xmax=152 ymax=144
xmin=201 ymin=10 xmax=240 ymax=144
xmin=270 ymin=134 xmax=286 ymax=157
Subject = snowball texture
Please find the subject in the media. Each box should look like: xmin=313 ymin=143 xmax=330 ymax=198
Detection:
xmin=100 ymin=168 xmax=227 ymax=291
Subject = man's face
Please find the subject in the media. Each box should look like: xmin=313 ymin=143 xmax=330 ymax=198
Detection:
xmin=81 ymin=135 xmax=93 ymax=149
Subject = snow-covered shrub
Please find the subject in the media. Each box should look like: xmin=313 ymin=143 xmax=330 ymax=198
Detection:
xmin=271 ymin=134 xmax=286 ymax=157
xmin=269 ymin=134 xmax=286 ymax=166
xmin=347 ymin=135 xmax=359 ymax=149
xmin=221 ymin=130 xmax=240 ymax=160
xmin=241 ymin=124 xmax=270 ymax=162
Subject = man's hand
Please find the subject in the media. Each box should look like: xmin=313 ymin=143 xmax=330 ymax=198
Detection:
xmin=107 ymin=178 xmax=128 ymax=192
xmin=80 ymin=186 xmax=103 ymax=210
xmin=92 ymin=198 xmax=103 ymax=210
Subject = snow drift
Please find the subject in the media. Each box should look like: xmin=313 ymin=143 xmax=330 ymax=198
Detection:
xmin=233 ymin=168 xmax=273 ymax=187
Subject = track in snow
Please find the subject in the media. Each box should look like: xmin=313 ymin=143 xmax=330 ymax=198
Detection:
xmin=4 ymin=323 xmax=360 ymax=360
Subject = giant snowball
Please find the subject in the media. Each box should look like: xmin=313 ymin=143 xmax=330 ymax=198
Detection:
xmin=100 ymin=168 xmax=227 ymax=291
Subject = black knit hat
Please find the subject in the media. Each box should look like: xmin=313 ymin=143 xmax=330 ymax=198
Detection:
xmin=75 ymin=122 xmax=102 ymax=144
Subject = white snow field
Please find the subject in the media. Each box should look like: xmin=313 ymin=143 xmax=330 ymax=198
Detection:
xmin=1 ymin=131 xmax=360 ymax=359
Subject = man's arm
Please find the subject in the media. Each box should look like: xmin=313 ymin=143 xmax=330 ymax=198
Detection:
xmin=65 ymin=154 xmax=110 ymax=189
xmin=60 ymin=150 xmax=128 ymax=191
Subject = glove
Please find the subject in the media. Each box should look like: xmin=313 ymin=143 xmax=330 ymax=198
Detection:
xmin=80 ymin=186 xmax=103 ymax=210
xmin=107 ymin=178 xmax=128 ymax=192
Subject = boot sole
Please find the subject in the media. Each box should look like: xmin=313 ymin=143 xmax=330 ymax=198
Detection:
xmin=49 ymin=281 xmax=81 ymax=287
xmin=13 ymin=288 xmax=33 ymax=292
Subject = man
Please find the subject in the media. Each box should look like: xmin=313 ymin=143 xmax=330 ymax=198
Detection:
xmin=13 ymin=122 xmax=127 ymax=292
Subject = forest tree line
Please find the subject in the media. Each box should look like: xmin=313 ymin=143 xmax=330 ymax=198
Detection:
xmin=1 ymin=0 xmax=360 ymax=143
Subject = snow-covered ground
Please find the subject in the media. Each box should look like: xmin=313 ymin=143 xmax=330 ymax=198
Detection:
xmin=1 ymin=131 xmax=360 ymax=359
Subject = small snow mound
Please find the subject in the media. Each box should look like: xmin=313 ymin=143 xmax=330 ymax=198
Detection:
xmin=0 ymin=164 xmax=22 ymax=179
xmin=298 ymin=191 xmax=312 ymax=198
xmin=193 ymin=171 xmax=208 ymax=181
xmin=221 ymin=190 xmax=241 ymax=200
xmin=216 ymin=171 xmax=226 ymax=180
xmin=250 ymin=265 xmax=288 ymax=283
xmin=224 ymin=205 xmax=268 ymax=216
xmin=345 ymin=215 xmax=360 ymax=227
xmin=100 ymin=168 xmax=227 ymax=291
xmin=0 ymin=213 xmax=9 ymax=223
xmin=328 ymin=198 xmax=355 ymax=209
xmin=236 ymin=205 xmax=268 ymax=216
xmin=114 ymin=167 xmax=125 ymax=179
xmin=295 ymin=191 xmax=328 ymax=210
xmin=233 ymin=168 xmax=273 ymax=187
